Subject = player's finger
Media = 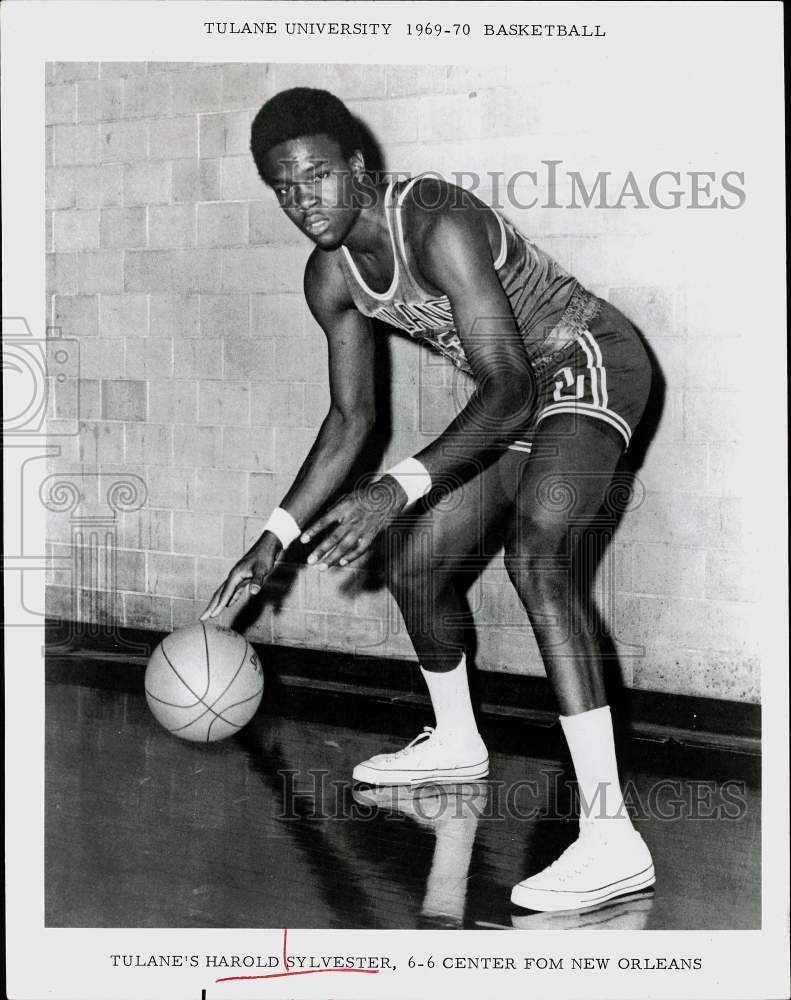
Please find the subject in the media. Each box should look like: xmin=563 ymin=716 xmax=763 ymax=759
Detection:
xmin=228 ymin=568 xmax=268 ymax=608
xmin=317 ymin=529 xmax=363 ymax=569
xmin=209 ymin=569 xmax=250 ymax=617
xmin=227 ymin=581 xmax=249 ymax=608
xmin=200 ymin=583 xmax=225 ymax=621
xmin=338 ymin=536 xmax=370 ymax=567
xmin=300 ymin=501 xmax=347 ymax=543
xmin=306 ymin=525 xmax=348 ymax=566
xmin=300 ymin=513 xmax=331 ymax=544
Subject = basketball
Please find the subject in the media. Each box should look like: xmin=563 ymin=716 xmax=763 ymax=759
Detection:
xmin=145 ymin=623 xmax=264 ymax=742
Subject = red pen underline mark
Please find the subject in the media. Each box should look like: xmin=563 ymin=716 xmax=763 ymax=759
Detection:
xmin=216 ymin=970 xmax=381 ymax=983
xmin=214 ymin=928 xmax=381 ymax=984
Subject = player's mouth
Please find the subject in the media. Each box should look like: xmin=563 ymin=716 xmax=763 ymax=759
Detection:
xmin=305 ymin=216 xmax=330 ymax=236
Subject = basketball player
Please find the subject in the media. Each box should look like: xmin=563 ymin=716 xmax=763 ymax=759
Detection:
xmin=202 ymin=88 xmax=655 ymax=912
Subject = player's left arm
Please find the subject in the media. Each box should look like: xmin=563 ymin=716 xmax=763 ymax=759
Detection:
xmin=405 ymin=197 xmax=538 ymax=482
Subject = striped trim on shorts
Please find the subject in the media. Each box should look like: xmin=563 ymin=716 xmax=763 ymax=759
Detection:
xmin=508 ymin=303 xmax=652 ymax=453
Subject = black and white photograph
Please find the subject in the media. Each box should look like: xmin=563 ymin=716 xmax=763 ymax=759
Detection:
xmin=3 ymin=2 xmax=789 ymax=999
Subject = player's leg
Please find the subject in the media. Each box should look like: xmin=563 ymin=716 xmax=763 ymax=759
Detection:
xmin=501 ymin=413 xmax=622 ymax=717
xmin=384 ymin=462 xmax=512 ymax=671
xmin=353 ymin=454 xmax=520 ymax=785
xmin=505 ymin=415 xmax=654 ymax=909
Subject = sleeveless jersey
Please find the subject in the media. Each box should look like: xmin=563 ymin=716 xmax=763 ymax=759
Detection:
xmin=336 ymin=175 xmax=602 ymax=377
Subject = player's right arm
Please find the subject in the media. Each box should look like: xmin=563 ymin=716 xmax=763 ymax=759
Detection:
xmin=277 ymin=248 xmax=377 ymax=526
xmin=200 ymin=249 xmax=375 ymax=619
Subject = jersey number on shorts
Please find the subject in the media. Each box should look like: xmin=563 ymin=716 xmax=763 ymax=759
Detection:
xmin=553 ymin=366 xmax=585 ymax=401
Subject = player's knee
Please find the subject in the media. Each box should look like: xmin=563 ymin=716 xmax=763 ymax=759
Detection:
xmin=504 ymin=547 xmax=568 ymax=611
xmin=503 ymin=521 xmax=566 ymax=586
xmin=382 ymin=533 xmax=429 ymax=598
xmin=503 ymin=546 xmax=536 ymax=588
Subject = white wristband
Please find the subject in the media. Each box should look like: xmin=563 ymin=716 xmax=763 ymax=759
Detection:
xmin=263 ymin=507 xmax=301 ymax=549
xmin=385 ymin=457 xmax=432 ymax=507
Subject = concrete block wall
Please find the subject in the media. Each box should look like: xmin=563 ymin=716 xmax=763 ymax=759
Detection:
xmin=45 ymin=62 xmax=759 ymax=704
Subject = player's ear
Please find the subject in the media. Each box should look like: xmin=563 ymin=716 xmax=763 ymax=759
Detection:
xmin=348 ymin=151 xmax=376 ymax=211
xmin=348 ymin=149 xmax=365 ymax=177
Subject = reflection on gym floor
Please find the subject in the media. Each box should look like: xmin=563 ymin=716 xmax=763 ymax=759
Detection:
xmin=46 ymin=665 xmax=760 ymax=930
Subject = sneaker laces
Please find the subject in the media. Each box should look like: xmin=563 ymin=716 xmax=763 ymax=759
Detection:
xmin=544 ymin=831 xmax=604 ymax=881
xmin=387 ymin=726 xmax=436 ymax=760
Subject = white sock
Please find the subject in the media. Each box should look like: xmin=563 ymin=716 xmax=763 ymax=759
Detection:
xmin=420 ymin=654 xmax=480 ymax=745
xmin=559 ymin=705 xmax=633 ymax=834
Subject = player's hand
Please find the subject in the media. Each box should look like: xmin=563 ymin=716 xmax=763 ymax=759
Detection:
xmin=300 ymin=477 xmax=407 ymax=570
xmin=200 ymin=532 xmax=282 ymax=620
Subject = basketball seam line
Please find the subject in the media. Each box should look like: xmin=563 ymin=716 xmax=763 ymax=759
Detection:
xmin=206 ymin=688 xmax=263 ymax=741
xmin=164 ymin=688 xmax=262 ymax=734
xmin=144 ymin=686 xmax=261 ymax=712
xmin=203 ymin=642 xmax=251 ymax=740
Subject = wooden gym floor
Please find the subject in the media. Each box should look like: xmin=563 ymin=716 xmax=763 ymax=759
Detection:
xmin=45 ymin=638 xmax=760 ymax=931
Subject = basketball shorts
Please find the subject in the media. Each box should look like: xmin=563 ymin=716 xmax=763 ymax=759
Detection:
xmin=509 ymin=299 xmax=653 ymax=454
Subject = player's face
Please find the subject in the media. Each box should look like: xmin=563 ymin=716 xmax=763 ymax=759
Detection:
xmin=262 ymin=134 xmax=363 ymax=249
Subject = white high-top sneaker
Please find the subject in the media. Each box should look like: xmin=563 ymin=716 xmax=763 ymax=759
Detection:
xmin=352 ymin=727 xmax=489 ymax=786
xmin=511 ymin=822 xmax=655 ymax=912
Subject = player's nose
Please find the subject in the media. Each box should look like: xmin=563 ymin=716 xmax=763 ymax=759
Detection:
xmin=295 ymin=183 xmax=319 ymax=210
